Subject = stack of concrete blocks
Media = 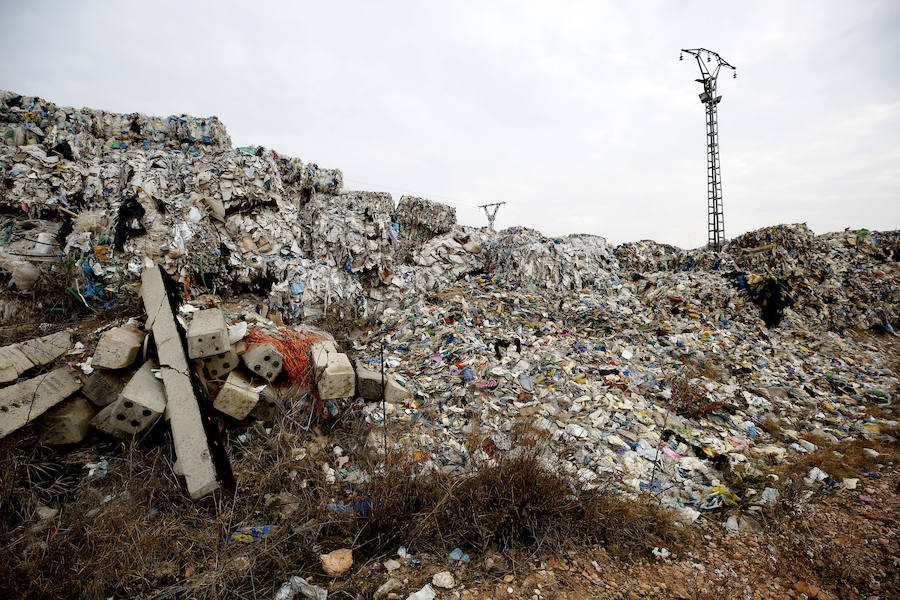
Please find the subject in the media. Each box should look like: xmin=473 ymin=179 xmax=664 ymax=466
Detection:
xmin=310 ymin=340 xmax=355 ymax=400
xmin=93 ymin=361 xmax=166 ymax=435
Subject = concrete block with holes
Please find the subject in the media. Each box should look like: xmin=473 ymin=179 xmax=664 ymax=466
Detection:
xmin=317 ymin=352 xmax=355 ymax=400
xmin=186 ymin=308 xmax=229 ymax=359
xmin=92 ymin=327 xmax=145 ymax=369
xmin=310 ymin=340 xmax=338 ymax=379
xmin=198 ymin=345 xmax=239 ymax=379
xmin=241 ymin=343 xmax=283 ymax=382
xmin=40 ymin=397 xmax=96 ymax=444
xmin=93 ymin=361 xmax=166 ymax=435
xmin=213 ymin=368 xmax=259 ymax=419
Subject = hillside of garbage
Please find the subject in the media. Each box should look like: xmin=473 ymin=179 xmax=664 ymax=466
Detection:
xmin=1 ymin=91 xmax=899 ymax=600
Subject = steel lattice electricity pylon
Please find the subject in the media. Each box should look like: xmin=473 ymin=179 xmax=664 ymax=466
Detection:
xmin=681 ymin=48 xmax=736 ymax=251
xmin=478 ymin=202 xmax=505 ymax=231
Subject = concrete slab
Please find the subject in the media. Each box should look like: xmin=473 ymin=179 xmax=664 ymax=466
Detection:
xmin=40 ymin=397 xmax=95 ymax=444
xmin=0 ymin=368 xmax=82 ymax=438
xmin=93 ymin=327 xmax=144 ymax=369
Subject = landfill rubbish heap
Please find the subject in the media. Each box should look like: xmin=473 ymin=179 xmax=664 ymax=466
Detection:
xmin=1 ymin=90 xmax=899 ymax=527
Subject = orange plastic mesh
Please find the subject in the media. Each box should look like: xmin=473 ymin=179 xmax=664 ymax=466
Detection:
xmin=244 ymin=327 xmax=323 ymax=388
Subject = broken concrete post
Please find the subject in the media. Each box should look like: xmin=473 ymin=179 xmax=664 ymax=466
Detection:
xmin=40 ymin=397 xmax=95 ymax=444
xmin=0 ymin=368 xmax=82 ymax=438
xmin=310 ymin=340 xmax=338 ymax=379
xmin=317 ymin=353 xmax=355 ymax=399
xmin=355 ymin=361 xmax=384 ymax=400
xmin=198 ymin=345 xmax=239 ymax=379
xmin=93 ymin=361 xmax=166 ymax=435
xmin=92 ymin=327 xmax=145 ymax=369
xmin=142 ymin=266 xmax=220 ymax=499
xmin=213 ymin=368 xmax=259 ymax=419
xmin=241 ymin=343 xmax=283 ymax=382
xmin=17 ymin=331 xmax=72 ymax=366
xmin=0 ymin=344 xmax=34 ymax=383
xmin=82 ymin=370 xmax=125 ymax=406
xmin=187 ymin=308 xmax=229 ymax=359
xmin=0 ymin=331 xmax=72 ymax=383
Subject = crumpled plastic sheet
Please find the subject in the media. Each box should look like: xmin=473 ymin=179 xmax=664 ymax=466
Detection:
xmin=274 ymin=575 xmax=327 ymax=600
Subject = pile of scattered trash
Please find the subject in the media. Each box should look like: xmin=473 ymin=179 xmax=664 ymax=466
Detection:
xmin=1 ymin=90 xmax=898 ymax=517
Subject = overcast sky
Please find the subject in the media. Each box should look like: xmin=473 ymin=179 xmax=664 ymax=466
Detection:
xmin=2 ymin=1 xmax=898 ymax=248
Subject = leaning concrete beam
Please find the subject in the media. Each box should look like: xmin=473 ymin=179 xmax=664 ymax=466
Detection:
xmin=0 ymin=368 xmax=82 ymax=438
xmin=141 ymin=266 xmax=219 ymax=499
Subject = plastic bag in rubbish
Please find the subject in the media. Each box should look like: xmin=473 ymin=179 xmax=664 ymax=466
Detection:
xmin=406 ymin=584 xmax=435 ymax=600
xmin=274 ymin=575 xmax=327 ymax=600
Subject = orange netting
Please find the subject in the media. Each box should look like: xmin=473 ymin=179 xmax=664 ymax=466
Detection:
xmin=244 ymin=327 xmax=323 ymax=388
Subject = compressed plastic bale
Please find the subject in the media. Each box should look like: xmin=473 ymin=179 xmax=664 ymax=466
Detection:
xmin=213 ymin=369 xmax=259 ymax=420
xmin=92 ymin=327 xmax=145 ymax=369
xmin=241 ymin=343 xmax=283 ymax=382
xmin=187 ymin=308 xmax=229 ymax=359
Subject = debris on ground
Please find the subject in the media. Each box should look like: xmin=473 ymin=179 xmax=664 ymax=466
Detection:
xmin=0 ymin=90 xmax=898 ymax=600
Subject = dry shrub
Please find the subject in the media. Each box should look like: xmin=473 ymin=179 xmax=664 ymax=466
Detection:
xmin=671 ymin=376 xmax=722 ymax=418
xmin=339 ymin=428 xmax=683 ymax=559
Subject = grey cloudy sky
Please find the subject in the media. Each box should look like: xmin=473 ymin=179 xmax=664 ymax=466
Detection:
xmin=2 ymin=1 xmax=898 ymax=248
